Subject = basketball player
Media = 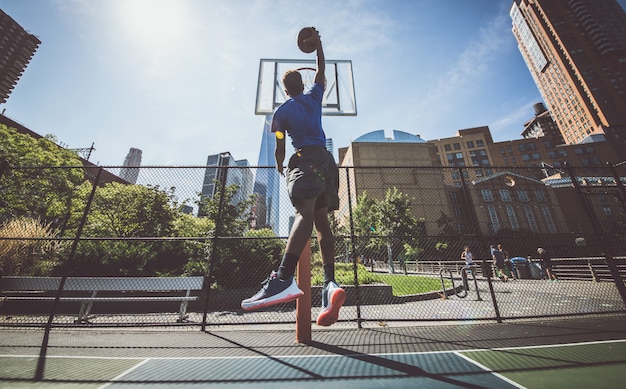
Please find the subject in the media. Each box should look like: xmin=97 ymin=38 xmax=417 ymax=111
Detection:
xmin=241 ymin=28 xmax=345 ymax=327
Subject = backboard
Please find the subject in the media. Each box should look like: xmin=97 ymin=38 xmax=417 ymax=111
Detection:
xmin=255 ymin=58 xmax=357 ymax=116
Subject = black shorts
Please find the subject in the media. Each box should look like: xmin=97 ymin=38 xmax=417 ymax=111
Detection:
xmin=286 ymin=146 xmax=339 ymax=211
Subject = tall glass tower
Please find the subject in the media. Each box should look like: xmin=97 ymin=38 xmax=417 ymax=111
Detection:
xmin=199 ymin=152 xmax=254 ymax=217
xmin=252 ymin=116 xmax=281 ymax=234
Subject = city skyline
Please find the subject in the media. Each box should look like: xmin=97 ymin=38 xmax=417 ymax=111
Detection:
xmin=4 ymin=0 xmax=625 ymax=168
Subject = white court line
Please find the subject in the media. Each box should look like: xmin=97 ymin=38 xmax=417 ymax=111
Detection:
xmin=99 ymin=358 xmax=152 ymax=389
xmin=1 ymin=339 xmax=625 ymax=361
xmin=453 ymin=351 xmax=527 ymax=389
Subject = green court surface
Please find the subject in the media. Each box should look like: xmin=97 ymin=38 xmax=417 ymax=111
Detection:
xmin=460 ymin=340 xmax=626 ymax=389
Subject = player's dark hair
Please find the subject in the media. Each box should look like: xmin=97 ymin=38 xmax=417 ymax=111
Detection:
xmin=283 ymin=70 xmax=304 ymax=96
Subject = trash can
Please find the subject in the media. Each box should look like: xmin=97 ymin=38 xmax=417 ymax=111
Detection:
xmin=511 ymin=257 xmax=530 ymax=279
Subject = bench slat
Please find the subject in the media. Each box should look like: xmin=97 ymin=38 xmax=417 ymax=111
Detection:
xmin=2 ymin=296 xmax=198 ymax=302
xmin=1 ymin=276 xmax=204 ymax=292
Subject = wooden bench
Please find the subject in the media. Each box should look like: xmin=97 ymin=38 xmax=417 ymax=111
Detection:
xmin=0 ymin=276 xmax=205 ymax=323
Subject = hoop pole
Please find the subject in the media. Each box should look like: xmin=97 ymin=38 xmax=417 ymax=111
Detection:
xmin=295 ymin=240 xmax=312 ymax=344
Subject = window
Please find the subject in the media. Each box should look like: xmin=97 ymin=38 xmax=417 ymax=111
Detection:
xmin=449 ymin=191 xmax=458 ymax=202
xmin=476 ymin=139 xmax=485 ymax=147
xmin=602 ymin=206 xmax=613 ymax=216
xmin=542 ymin=206 xmax=557 ymax=233
xmin=522 ymin=154 xmax=530 ymax=161
xmin=482 ymin=189 xmax=494 ymax=202
xmin=453 ymin=143 xmax=461 ymax=150
xmin=456 ymin=152 xmax=463 ymax=159
xmin=467 ymin=141 xmax=475 ymax=148
xmin=517 ymin=190 xmax=529 ymax=202
xmin=444 ymin=144 xmax=452 ymax=151
xmin=453 ymin=207 xmax=463 ymax=219
xmin=500 ymin=189 xmax=512 ymax=202
xmin=488 ymin=205 xmax=500 ymax=233
xmin=535 ymin=190 xmax=546 ymax=202
xmin=525 ymin=205 xmax=538 ymax=232
xmin=506 ymin=205 xmax=519 ymax=230
xmin=558 ymin=149 xmax=568 ymax=157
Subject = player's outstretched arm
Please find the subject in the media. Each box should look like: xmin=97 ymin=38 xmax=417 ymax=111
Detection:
xmin=309 ymin=28 xmax=325 ymax=86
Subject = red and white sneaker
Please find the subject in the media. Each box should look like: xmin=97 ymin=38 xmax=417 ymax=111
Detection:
xmin=316 ymin=281 xmax=345 ymax=326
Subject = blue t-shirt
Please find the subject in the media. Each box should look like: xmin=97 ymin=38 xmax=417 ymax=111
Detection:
xmin=271 ymin=83 xmax=326 ymax=149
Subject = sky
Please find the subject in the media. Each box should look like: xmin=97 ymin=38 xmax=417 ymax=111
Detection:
xmin=2 ymin=0 xmax=625 ymax=167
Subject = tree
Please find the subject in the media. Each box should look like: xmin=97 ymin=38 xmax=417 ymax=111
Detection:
xmin=0 ymin=125 xmax=85 ymax=226
xmin=351 ymin=187 xmax=425 ymax=273
xmin=56 ymin=182 xmax=182 ymax=276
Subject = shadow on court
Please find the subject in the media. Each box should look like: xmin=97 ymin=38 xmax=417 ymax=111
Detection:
xmin=0 ymin=314 xmax=625 ymax=388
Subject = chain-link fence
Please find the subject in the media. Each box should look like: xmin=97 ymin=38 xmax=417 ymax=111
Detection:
xmin=1 ymin=163 xmax=625 ymax=328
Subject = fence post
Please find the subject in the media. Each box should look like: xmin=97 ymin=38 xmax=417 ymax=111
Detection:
xmin=345 ymin=166 xmax=363 ymax=329
xmin=566 ymin=163 xmax=626 ymax=308
xmin=36 ymin=166 xmax=102 ymax=381
xmin=296 ymin=241 xmax=312 ymax=344
xmin=202 ymin=162 xmax=229 ymax=331
xmin=588 ymin=260 xmax=598 ymax=282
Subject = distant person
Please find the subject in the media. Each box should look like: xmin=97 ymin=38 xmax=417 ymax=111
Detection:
xmin=490 ymin=244 xmax=508 ymax=282
xmin=537 ymin=247 xmax=557 ymax=281
xmin=241 ymin=28 xmax=345 ymax=326
xmin=498 ymin=244 xmax=516 ymax=280
xmin=460 ymin=246 xmax=474 ymax=275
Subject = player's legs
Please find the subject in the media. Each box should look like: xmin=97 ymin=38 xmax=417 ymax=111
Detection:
xmin=314 ymin=205 xmax=345 ymax=326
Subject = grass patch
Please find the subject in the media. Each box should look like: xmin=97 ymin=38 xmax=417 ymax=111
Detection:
xmin=372 ymin=273 xmax=448 ymax=296
xmin=310 ymin=258 xmax=450 ymax=296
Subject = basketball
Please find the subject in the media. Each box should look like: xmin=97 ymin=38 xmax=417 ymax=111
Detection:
xmin=297 ymin=27 xmax=316 ymax=53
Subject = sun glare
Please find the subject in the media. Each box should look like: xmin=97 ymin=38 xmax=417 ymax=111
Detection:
xmin=118 ymin=0 xmax=188 ymax=48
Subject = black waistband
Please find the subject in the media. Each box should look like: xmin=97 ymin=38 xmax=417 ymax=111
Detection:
xmin=297 ymin=145 xmax=325 ymax=152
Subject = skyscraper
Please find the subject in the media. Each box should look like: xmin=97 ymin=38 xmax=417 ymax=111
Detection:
xmin=0 ymin=9 xmax=41 ymax=104
xmin=510 ymin=0 xmax=626 ymax=160
xmin=199 ymin=152 xmax=253 ymax=217
xmin=252 ymin=116 xmax=281 ymax=233
xmin=119 ymin=148 xmax=142 ymax=184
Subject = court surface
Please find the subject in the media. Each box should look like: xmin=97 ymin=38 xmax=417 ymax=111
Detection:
xmin=1 ymin=314 xmax=625 ymax=388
